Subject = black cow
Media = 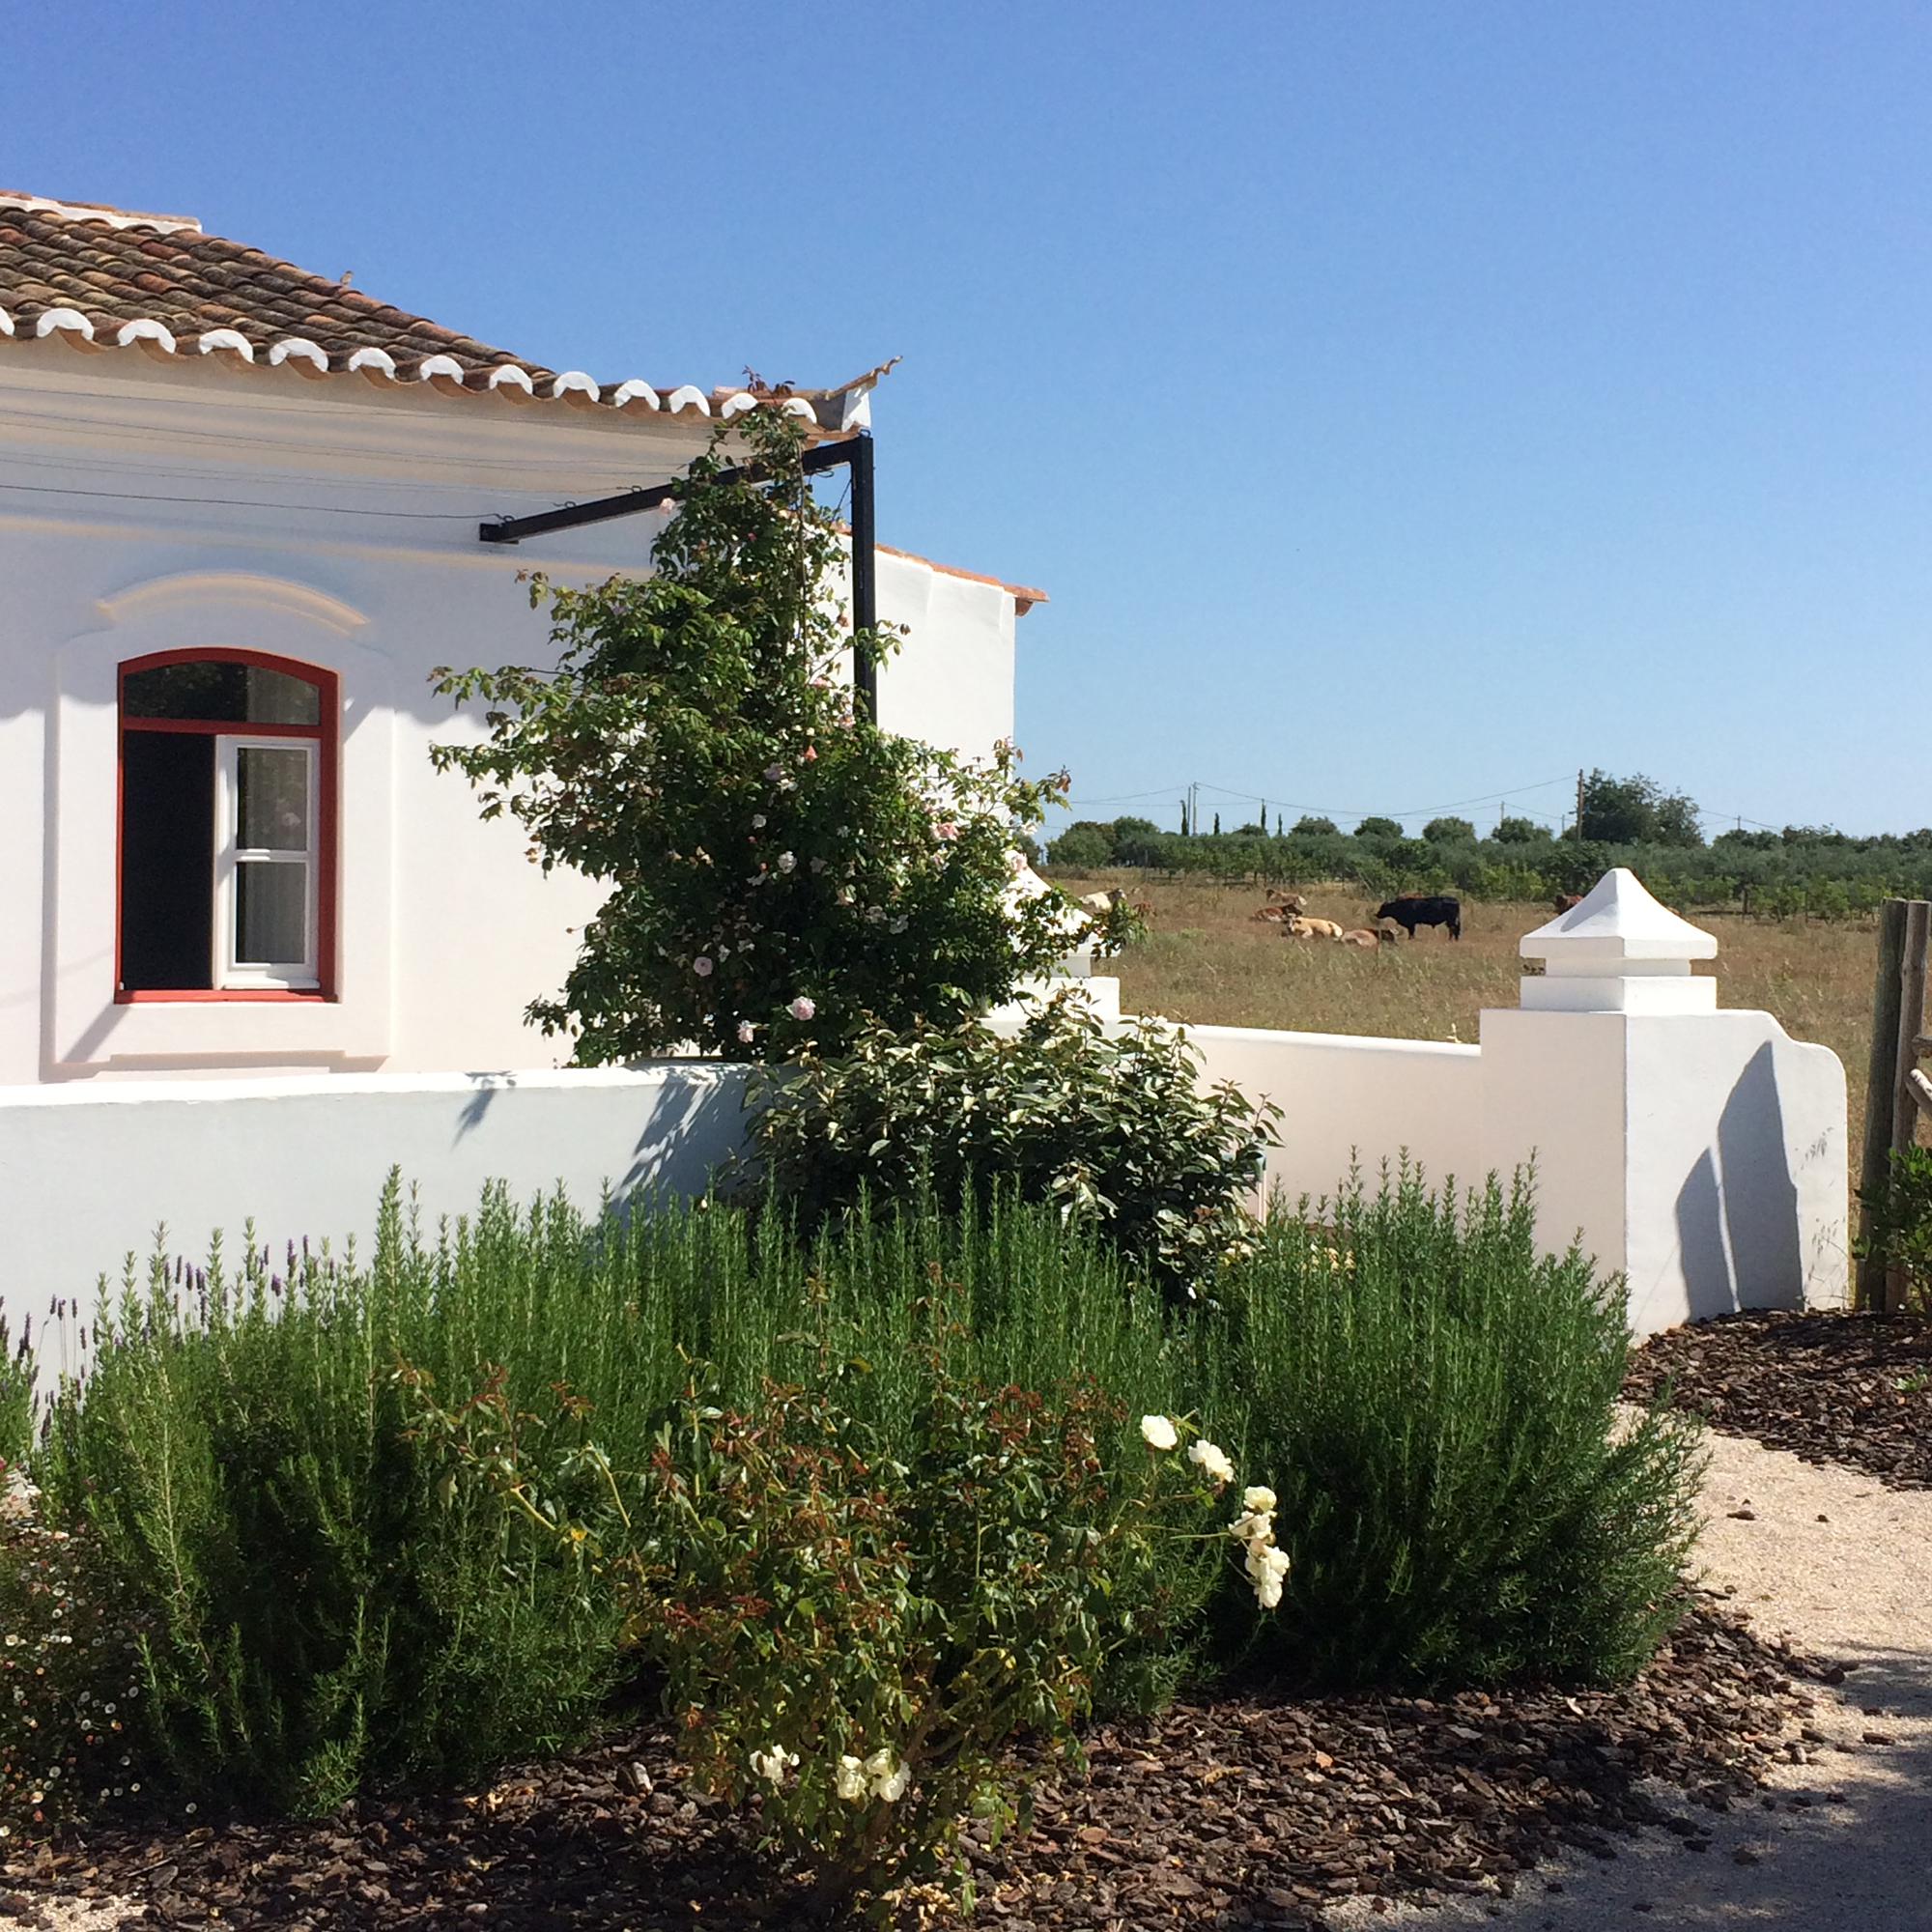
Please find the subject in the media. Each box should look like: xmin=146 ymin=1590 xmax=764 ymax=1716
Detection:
xmin=1375 ymin=895 xmax=1462 ymax=941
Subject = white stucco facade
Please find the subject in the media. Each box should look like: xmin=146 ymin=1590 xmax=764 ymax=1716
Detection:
xmin=0 ymin=332 xmax=1035 ymax=1084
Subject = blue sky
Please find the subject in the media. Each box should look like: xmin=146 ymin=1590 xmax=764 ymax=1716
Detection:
xmin=5 ymin=1 xmax=1929 ymax=838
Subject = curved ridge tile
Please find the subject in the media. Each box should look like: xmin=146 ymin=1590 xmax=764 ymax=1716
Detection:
xmin=36 ymin=305 xmax=96 ymax=341
xmin=610 ymin=379 xmax=659 ymax=410
xmin=664 ymin=384 xmax=710 ymax=416
xmin=268 ymin=337 xmax=328 ymax=376
xmin=346 ymin=346 xmax=396 ymax=381
xmin=485 ymin=363 xmax=535 ymax=396
xmin=415 ymin=352 xmax=468 ymax=384
xmin=196 ymin=327 xmax=255 ymax=361
xmin=115 ymin=317 xmax=178 ymax=353
xmin=0 ymin=307 xmax=16 ymax=338
xmin=551 ymin=370 xmax=600 ymax=403
xmin=718 ymin=390 xmax=757 ymax=419
xmin=781 ymin=396 xmax=815 ymax=419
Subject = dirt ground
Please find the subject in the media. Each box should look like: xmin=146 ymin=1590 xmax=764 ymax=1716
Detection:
xmin=1062 ymin=874 xmax=1890 ymax=1176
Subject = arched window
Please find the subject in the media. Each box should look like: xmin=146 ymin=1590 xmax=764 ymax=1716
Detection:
xmin=117 ymin=650 xmax=338 ymax=999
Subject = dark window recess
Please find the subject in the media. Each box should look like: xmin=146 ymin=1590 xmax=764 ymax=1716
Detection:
xmin=119 ymin=732 xmax=214 ymax=990
xmin=122 ymin=661 xmax=320 ymax=724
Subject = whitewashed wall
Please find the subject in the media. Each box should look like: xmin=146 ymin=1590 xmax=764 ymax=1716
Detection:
xmin=0 ymin=1063 xmax=753 ymax=1374
xmin=0 ymin=336 xmax=1026 ymax=1086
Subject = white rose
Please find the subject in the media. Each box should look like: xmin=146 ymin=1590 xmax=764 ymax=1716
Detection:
xmin=835 ymin=1754 xmax=867 ymax=1802
xmin=1140 ymin=1415 xmax=1179 ymax=1452
xmin=1188 ymin=1438 xmax=1236 ymax=1486
xmin=1242 ymin=1486 xmax=1277 ymax=1514
xmin=1229 ymin=1510 xmax=1274 ymax=1546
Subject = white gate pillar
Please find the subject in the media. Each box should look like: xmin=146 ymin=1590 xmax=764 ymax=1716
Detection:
xmin=1478 ymin=869 xmax=1848 ymax=1336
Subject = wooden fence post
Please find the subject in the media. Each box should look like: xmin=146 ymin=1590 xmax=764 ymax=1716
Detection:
xmin=1858 ymin=897 xmax=1931 ymax=1311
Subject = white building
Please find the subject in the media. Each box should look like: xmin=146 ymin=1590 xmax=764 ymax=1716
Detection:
xmin=0 ymin=189 xmax=1044 ymax=1086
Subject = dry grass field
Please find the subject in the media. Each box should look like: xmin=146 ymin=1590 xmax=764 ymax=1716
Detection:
xmin=1064 ymin=872 xmax=1885 ymax=1175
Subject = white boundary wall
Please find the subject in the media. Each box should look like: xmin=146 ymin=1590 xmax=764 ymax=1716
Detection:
xmin=0 ymin=1064 xmax=752 ymax=1369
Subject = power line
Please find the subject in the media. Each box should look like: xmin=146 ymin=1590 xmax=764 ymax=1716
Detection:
xmin=1065 ymin=773 xmax=1574 ymax=822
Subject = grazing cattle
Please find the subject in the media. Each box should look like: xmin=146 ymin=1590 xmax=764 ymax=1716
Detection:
xmin=1338 ymin=928 xmax=1384 ymax=948
xmin=1265 ymin=889 xmax=1308 ymax=912
xmin=1375 ymin=895 xmax=1462 ymax=941
xmin=1552 ymin=892 xmax=1584 ymax=914
xmin=1286 ymin=917 xmax=1347 ymax=940
xmin=1076 ymin=888 xmax=1123 ymax=914
xmin=1252 ymin=904 xmax=1288 ymax=923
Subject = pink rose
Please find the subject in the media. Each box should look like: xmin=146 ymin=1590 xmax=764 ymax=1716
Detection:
xmin=934 ymin=821 xmax=959 ymax=841
xmin=738 ymin=1020 xmax=756 ymax=1044
xmin=694 ymin=957 xmax=714 ymax=978
xmin=788 ymin=996 xmax=816 ymax=1022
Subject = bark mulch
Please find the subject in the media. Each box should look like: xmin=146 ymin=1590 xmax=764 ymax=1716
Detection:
xmin=1624 ymin=1307 xmax=1932 ymax=1492
xmin=4 ymin=1603 xmax=1836 ymax=1932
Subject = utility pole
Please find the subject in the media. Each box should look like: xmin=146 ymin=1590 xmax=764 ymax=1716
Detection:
xmin=1575 ymin=768 xmax=1585 ymax=839
xmin=1189 ymin=781 xmax=1199 ymax=838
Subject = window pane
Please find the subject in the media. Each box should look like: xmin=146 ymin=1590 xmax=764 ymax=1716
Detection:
xmin=238 ymin=747 xmax=310 ymax=851
xmin=235 ymin=861 xmax=307 ymax=964
xmin=124 ymin=661 xmax=248 ymax=721
xmin=123 ymin=660 xmax=319 ymax=724
xmin=244 ymin=666 xmax=321 ymax=725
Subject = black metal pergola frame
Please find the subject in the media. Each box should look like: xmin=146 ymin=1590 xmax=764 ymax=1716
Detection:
xmin=477 ymin=434 xmax=879 ymax=719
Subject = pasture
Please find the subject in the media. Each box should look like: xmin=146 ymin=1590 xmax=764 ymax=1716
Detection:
xmin=1070 ymin=872 xmax=1884 ymax=1174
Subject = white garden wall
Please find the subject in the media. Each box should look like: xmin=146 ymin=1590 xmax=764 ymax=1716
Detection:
xmin=1180 ymin=872 xmax=1849 ymax=1336
xmin=0 ymin=1062 xmax=752 ymax=1376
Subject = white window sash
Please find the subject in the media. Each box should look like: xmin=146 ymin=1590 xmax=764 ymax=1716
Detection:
xmin=213 ymin=735 xmax=320 ymax=989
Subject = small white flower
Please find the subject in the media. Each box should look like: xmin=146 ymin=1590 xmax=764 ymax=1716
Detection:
xmin=889 ymin=915 xmax=908 ymax=934
xmin=778 ymin=851 xmax=796 ymax=872
xmin=789 ymin=995 xmax=816 ymax=1021
xmin=1188 ymin=1438 xmax=1236 ymax=1485
xmin=1248 ymin=1544 xmax=1291 ymax=1608
xmin=752 ymin=813 xmax=767 ymax=830
xmin=836 ymin=1754 xmax=867 ymax=1802
xmin=864 ymin=1747 xmax=908 ymax=1801
xmin=751 ymin=1745 xmax=797 ymax=1784
xmin=1242 ymin=1486 xmax=1277 ymax=1514
xmin=694 ymin=956 xmax=714 ymax=978
xmin=1140 ymin=1415 xmax=1179 ymax=1452
xmin=1229 ymin=1510 xmax=1274 ymax=1546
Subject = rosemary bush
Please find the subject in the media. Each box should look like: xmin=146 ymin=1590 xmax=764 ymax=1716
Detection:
xmin=1208 ymin=1165 xmax=1705 ymax=1686
xmin=33 ymin=1182 xmax=1199 ymax=1810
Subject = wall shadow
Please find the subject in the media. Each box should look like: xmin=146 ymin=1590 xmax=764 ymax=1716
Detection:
xmin=1676 ymin=1041 xmax=1805 ymax=1321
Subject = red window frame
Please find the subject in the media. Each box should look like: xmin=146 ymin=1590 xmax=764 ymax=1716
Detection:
xmin=115 ymin=647 xmax=340 ymax=1003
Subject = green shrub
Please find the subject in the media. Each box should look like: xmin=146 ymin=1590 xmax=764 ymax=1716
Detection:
xmin=0 ymin=1505 xmax=150 ymax=1841
xmin=1492 ymin=815 xmax=1547 ymax=845
xmin=1292 ymin=815 xmax=1338 ymax=837
xmin=1045 ymin=821 xmax=1116 ymax=870
xmin=1208 ymin=1165 xmax=1704 ymax=1687
xmin=1353 ymin=815 xmax=1403 ymax=839
xmin=35 ymin=1183 xmax=1202 ymax=1809
xmin=750 ymin=996 xmax=1279 ymax=1301
xmin=406 ymin=1288 xmax=1260 ymax=1918
xmin=1422 ymin=816 xmax=1475 ymax=844
xmin=1855 ymin=1144 xmax=1932 ymax=1312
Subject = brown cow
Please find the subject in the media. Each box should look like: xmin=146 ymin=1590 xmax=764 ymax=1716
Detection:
xmin=1552 ymin=893 xmax=1584 ymax=914
xmin=1287 ymin=917 xmax=1348 ymax=940
xmin=1338 ymin=928 xmax=1384 ymax=948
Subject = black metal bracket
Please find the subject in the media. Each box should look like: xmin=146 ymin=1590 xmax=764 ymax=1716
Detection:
xmin=479 ymin=435 xmax=878 ymax=719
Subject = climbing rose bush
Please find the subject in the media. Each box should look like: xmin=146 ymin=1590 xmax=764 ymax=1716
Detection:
xmin=430 ymin=404 xmax=1079 ymax=1062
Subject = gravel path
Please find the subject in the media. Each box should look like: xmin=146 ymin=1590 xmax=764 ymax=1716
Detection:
xmin=1342 ymin=1430 xmax=1932 ymax=1932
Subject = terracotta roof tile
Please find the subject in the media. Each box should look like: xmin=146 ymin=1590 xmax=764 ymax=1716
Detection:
xmin=0 ymin=191 xmax=891 ymax=443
